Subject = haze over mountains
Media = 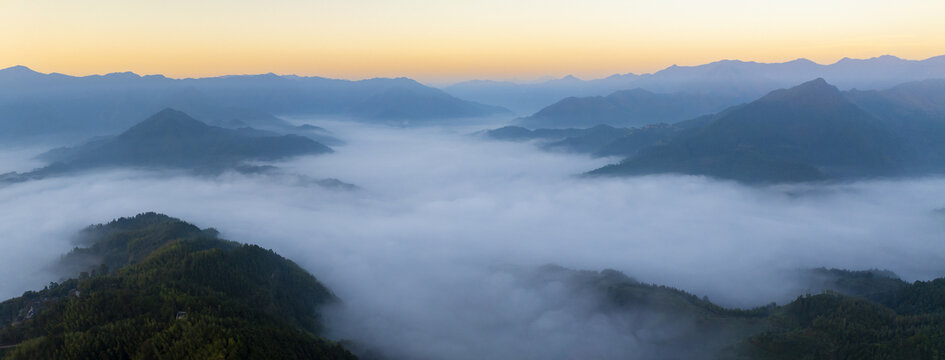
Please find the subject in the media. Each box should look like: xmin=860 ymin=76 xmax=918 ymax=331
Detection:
xmin=443 ymin=73 xmax=642 ymax=115
xmin=484 ymin=123 xmax=682 ymax=157
xmin=3 ymin=53 xmax=945 ymax=360
xmin=516 ymin=89 xmax=738 ymax=128
xmin=5 ymin=55 xmax=945 ymax=145
xmin=445 ymin=55 xmax=945 ymax=115
xmin=0 ymin=66 xmax=508 ymax=142
xmin=485 ymin=76 xmax=945 ymax=184
xmin=590 ymin=78 xmax=945 ymax=182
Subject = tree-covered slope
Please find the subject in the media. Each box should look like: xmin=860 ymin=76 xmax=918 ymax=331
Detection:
xmin=529 ymin=265 xmax=771 ymax=359
xmin=0 ymin=213 xmax=355 ymax=360
xmin=743 ymin=290 xmax=945 ymax=359
xmin=2 ymin=213 xmax=944 ymax=359
xmin=538 ymin=265 xmax=945 ymax=360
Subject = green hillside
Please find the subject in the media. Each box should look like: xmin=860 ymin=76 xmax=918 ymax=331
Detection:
xmin=0 ymin=213 xmax=355 ymax=360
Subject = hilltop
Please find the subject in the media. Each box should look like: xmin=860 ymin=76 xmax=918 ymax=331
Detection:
xmin=0 ymin=213 xmax=356 ymax=359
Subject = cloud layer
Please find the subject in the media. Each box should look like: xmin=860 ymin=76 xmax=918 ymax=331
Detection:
xmin=1 ymin=121 xmax=943 ymax=359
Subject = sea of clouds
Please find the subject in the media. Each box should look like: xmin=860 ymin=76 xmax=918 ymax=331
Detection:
xmin=1 ymin=120 xmax=943 ymax=359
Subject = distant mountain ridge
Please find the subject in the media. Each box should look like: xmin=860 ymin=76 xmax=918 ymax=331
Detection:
xmin=444 ymin=55 xmax=945 ymax=115
xmin=0 ymin=66 xmax=510 ymax=140
xmin=443 ymin=73 xmax=640 ymax=114
xmin=516 ymin=88 xmax=740 ymax=128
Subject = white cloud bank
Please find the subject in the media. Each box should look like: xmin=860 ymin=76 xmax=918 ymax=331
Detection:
xmin=0 ymin=120 xmax=943 ymax=359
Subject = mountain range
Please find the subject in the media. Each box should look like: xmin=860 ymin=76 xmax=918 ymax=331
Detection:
xmin=0 ymin=66 xmax=509 ymax=141
xmin=444 ymin=55 xmax=945 ymax=115
xmin=489 ymin=77 xmax=945 ymax=183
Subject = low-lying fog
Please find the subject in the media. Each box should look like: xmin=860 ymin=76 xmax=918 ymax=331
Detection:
xmin=1 ymin=120 xmax=944 ymax=359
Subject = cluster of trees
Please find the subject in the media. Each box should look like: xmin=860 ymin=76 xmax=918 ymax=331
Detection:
xmin=549 ymin=265 xmax=945 ymax=359
xmin=0 ymin=213 xmax=355 ymax=360
xmin=736 ymin=271 xmax=945 ymax=359
xmin=746 ymin=289 xmax=945 ymax=359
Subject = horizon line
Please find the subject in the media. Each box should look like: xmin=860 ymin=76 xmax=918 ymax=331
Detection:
xmin=4 ymin=53 xmax=944 ymax=86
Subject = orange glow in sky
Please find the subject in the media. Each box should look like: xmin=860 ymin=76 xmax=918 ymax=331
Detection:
xmin=3 ymin=0 xmax=945 ymax=83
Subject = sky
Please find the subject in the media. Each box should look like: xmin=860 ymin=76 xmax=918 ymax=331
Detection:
xmin=4 ymin=0 xmax=945 ymax=83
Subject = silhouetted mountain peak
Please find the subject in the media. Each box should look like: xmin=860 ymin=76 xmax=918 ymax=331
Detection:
xmin=875 ymin=54 xmax=902 ymax=61
xmin=757 ymin=78 xmax=845 ymax=106
xmin=359 ymin=77 xmax=423 ymax=88
xmin=835 ymin=55 xmax=903 ymax=65
xmin=786 ymin=58 xmax=817 ymax=65
xmin=121 ymin=108 xmax=210 ymax=138
xmin=0 ymin=65 xmax=43 ymax=80
xmin=603 ymin=73 xmax=637 ymax=80
xmin=712 ymin=59 xmax=752 ymax=66
xmin=1 ymin=65 xmax=38 ymax=73
xmin=925 ymin=54 xmax=945 ymax=64
xmin=792 ymin=77 xmax=832 ymax=90
xmin=101 ymin=71 xmax=142 ymax=79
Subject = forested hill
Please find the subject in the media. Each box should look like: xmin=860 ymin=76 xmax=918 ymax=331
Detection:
xmin=2 ymin=213 xmax=945 ymax=359
xmin=530 ymin=266 xmax=945 ymax=359
xmin=0 ymin=213 xmax=356 ymax=360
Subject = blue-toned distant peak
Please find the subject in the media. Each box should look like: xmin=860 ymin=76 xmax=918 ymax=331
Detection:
xmin=756 ymin=78 xmax=844 ymax=105
xmin=114 ymin=108 xmax=212 ymax=141
xmin=833 ymin=54 xmax=905 ymax=65
xmin=0 ymin=65 xmax=44 ymax=80
xmin=0 ymin=64 xmax=39 ymax=73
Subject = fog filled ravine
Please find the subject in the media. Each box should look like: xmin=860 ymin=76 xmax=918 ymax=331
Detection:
xmin=1 ymin=120 xmax=945 ymax=359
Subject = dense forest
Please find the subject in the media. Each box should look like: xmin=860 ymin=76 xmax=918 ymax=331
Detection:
xmin=0 ymin=213 xmax=355 ymax=359
xmin=3 ymin=213 xmax=945 ymax=359
xmin=533 ymin=266 xmax=945 ymax=359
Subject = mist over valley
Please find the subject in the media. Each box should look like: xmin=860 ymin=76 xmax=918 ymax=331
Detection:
xmin=2 ymin=110 xmax=945 ymax=358
xmin=2 ymin=8 xmax=945 ymax=352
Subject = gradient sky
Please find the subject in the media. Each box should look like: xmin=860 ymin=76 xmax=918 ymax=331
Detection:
xmin=3 ymin=0 xmax=945 ymax=83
